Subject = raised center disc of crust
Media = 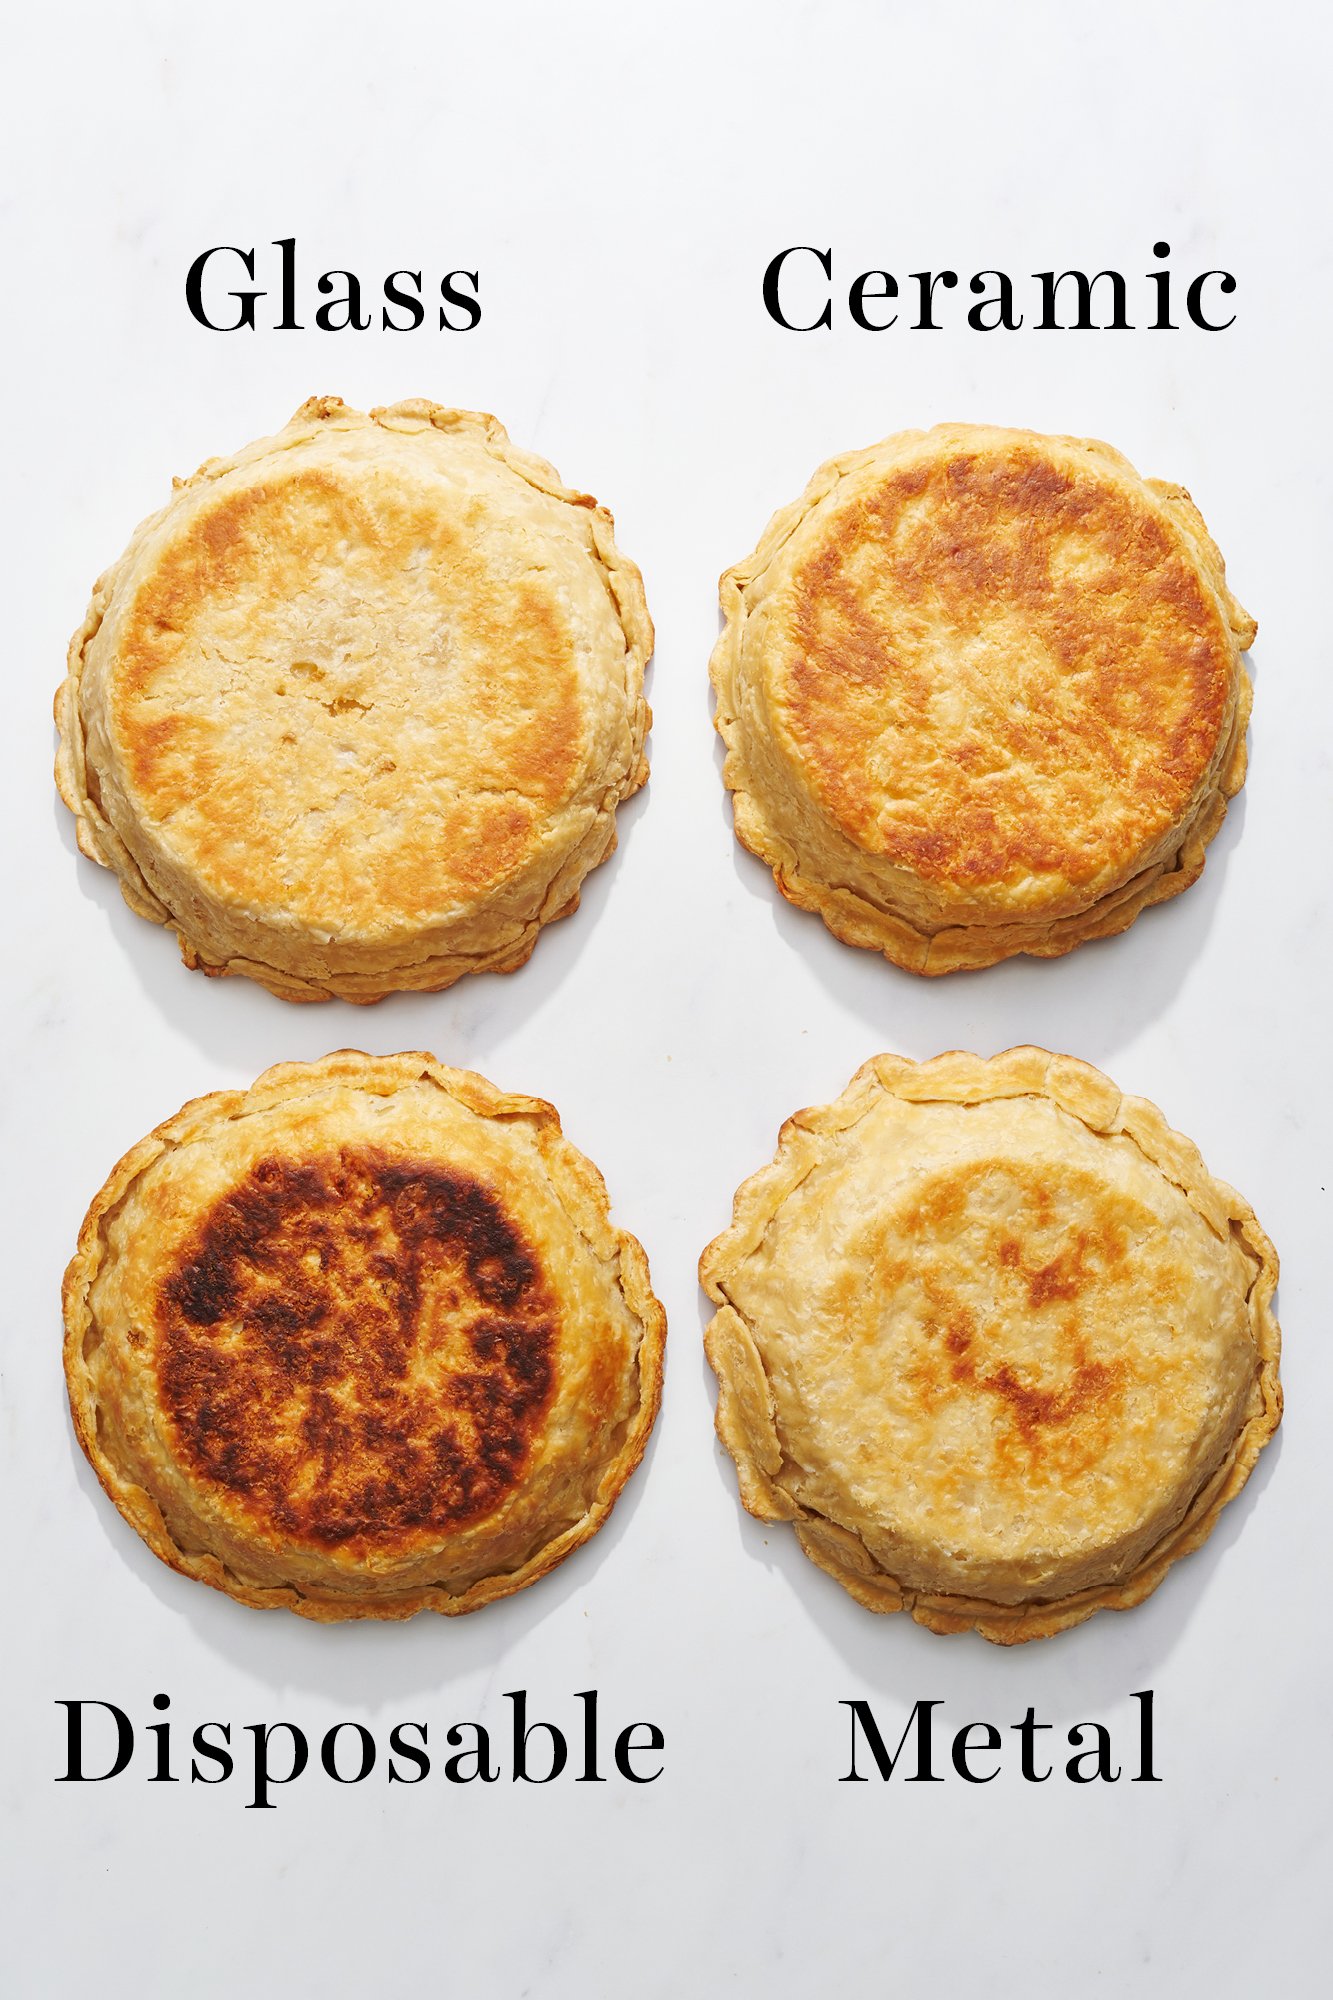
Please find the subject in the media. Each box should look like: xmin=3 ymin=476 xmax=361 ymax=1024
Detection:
xmin=775 ymin=1127 xmax=1255 ymax=1599
xmin=774 ymin=441 xmax=1232 ymax=901
xmin=153 ymin=1147 xmax=557 ymax=1549
xmin=110 ymin=457 xmax=591 ymax=933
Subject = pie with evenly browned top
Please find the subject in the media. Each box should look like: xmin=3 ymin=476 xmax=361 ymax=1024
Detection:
xmin=64 ymin=1051 xmax=666 ymax=1619
xmin=711 ymin=424 xmax=1255 ymax=973
xmin=700 ymin=1048 xmax=1280 ymax=1642
xmin=56 ymin=397 xmax=652 ymax=1001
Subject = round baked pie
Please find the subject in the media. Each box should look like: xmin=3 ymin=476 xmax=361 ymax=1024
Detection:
xmin=63 ymin=1051 xmax=666 ymax=1619
xmin=711 ymin=423 xmax=1255 ymax=973
xmin=56 ymin=397 xmax=652 ymax=1001
xmin=700 ymin=1048 xmax=1280 ymax=1642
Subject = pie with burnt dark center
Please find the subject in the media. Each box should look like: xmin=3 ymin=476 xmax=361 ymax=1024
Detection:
xmin=64 ymin=1051 xmax=666 ymax=1618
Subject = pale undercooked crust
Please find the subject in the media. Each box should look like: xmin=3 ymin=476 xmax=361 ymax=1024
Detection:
xmin=711 ymin=424 xmax=1256 ymax=974
xmin=700 ymin=1048 xmax=1280 ymax=1642
xmin=64 ymin=1051 xmax=667 ymax=1619
xmin=56 ymin=397 xmax=653 ymax=1002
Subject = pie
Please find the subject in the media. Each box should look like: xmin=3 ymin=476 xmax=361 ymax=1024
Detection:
xmin=64 ymin=1051 xmax=666 ymax=1619
xmin=56 ymin=397 xmax=653 ymax=1001
xmin=700 ymin=1047 xmax=1280 ymax=1641
xmin=711 ymin=424 xmax=1255 ymax=972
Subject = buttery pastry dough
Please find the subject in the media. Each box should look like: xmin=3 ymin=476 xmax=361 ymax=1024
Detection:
xmin=712 ymin=424 xmax=1255 ymax=973
xmin=64 ymin=1051 xmax=666 ymax=1619
xmin=701 ymin=1048 xmax=1280 ymax=1642
xmin=56 ymin=397 xmax=652 ymax=1001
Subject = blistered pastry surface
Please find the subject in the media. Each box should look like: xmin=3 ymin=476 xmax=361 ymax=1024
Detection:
xmin=64 ymin=1051 xmax=667 ymax=1619
xmin=57 ymin=399 xmax=653 ymax=1000
xmin=711 ymin=425 xmax=1255 ymax=972
xmin=701 ymin=1048 xmax=1280 ymax=1642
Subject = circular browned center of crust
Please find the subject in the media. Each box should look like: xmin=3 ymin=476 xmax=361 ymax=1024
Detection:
xmin=816 ymin=1153 xmax=1221 ymax=1553
xmin=154 ymin=1147 xmax=558 ymax=1547
xmin=113 ymin=466 xmax=586 ymax=929
xmin=774 ymin=444 xmax=1232 ymax=894
xmin=849 ymin=1161 xmax=1144 ymax=1488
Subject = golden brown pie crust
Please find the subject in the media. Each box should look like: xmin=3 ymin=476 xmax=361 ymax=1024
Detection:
xmin=700 ymin=1048 xmax=1280 ymax=1642
xmin=711 ymin=424 xmax=1255 ymax=973
xmin=64 ymin=1051 xmax=666 ymax=1619
xmin=56 ymin=397 xmax=653 ymax=1001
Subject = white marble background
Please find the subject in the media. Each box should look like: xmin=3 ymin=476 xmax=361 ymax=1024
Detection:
xmin=3 ymin=2 xmax=1330 ymax=1993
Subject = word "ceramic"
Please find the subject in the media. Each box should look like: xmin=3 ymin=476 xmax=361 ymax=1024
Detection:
xmin=765 ymin=244 xmax=1235 ymax=331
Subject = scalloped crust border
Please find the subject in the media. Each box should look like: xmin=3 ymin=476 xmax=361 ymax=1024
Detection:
xmin=55 ymin=397 xmax=654 ymax=1003
xmin=64 ymin=1050 xmax=667 ymax=1621
xmin=700 ymin=1046 xmax=1281 ymax=1644
xmin=710 ymin=425 xmax=1256 ymax=975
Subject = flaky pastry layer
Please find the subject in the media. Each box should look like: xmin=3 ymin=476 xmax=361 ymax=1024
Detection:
xmin=57 ymin=398 xmax=653 ymax=1001
xmin=711 ymin=425 xmax=1255 ymax=973
xmin=701 ymin=1048 xmax=1280 ymax=1642
xmin=64 ymin=1051 xmax=666 ymax=1619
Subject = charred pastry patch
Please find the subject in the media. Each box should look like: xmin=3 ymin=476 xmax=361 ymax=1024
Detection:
xmin=158 ymin=1148 xmax=557 ymax=1545
xmin=62 ymin=1051 xmax=667 ymax=1622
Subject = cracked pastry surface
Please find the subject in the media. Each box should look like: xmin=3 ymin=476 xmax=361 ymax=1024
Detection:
xmin=711 ymin=424 xmax=1255 ymax=973
xmin=700 ymin=1048 xmax=1280 ymax=1642
xmin=56 ymin=397 xmax=653 ymax=1001
xmin=64 ymin=1051 xmax=666 ymax=1619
